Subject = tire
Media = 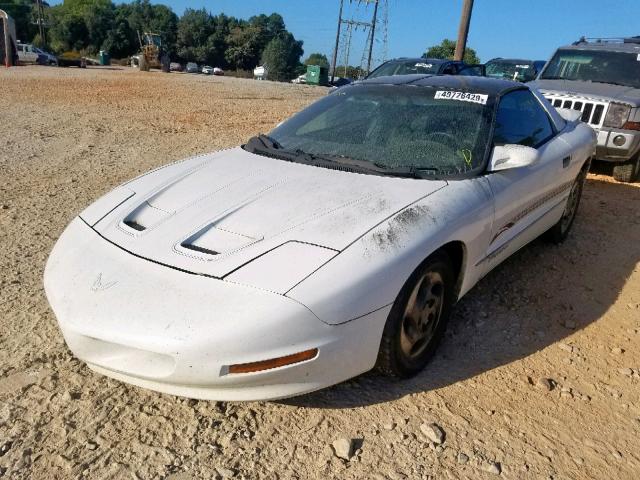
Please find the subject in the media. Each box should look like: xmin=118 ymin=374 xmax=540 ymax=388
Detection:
xmin=612 ymin=157 xmax=640 ymax=183
xmin=376 ymin=251 xmax=455 ymax=378
xmin=545 ymin=167 xmax=587 ymax=244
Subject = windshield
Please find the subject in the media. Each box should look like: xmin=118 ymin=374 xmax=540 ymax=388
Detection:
xmin=541 ymin=49 xmax=640 ymax=88
xmin=368 ymin=60 xmax=443 ymax=78
xmin=486 ymin=60 xmax=536 ymax=82
xmin=264 ymin=85 xmax=494 ymax=177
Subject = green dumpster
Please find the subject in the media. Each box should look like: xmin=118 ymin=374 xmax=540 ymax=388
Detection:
xmin=99 ymin=50 xmax=110 ymax=66
xmin=306 ymin=65 xmax=328 ymax=86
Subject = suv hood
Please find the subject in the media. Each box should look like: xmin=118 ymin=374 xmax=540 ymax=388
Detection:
xmin=531 ymin=79 xmax=640 ymax=105
xmin=86 ymin=147 xmax=446 ymax=278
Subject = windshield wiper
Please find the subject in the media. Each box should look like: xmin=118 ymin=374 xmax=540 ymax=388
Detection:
xmin=243 ymin=134 xmax=316 ymax=164
xmin=245 ymin=133 xmax=283 ymax=151
xmin=308 ymin=153 xmax=439 ymax=178
xmin=244 ymin=138 xmax=438 ymax=178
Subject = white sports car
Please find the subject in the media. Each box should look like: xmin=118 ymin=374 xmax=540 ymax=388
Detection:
xmin=44 ymin=76 xmax=596 ymax=401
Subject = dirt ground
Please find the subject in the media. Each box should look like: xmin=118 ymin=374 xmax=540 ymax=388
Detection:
xmin=0 ymin=66 xmax=639 ymax=480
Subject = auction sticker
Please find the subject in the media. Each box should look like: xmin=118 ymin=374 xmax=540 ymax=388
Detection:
xmin=434 ymin=90 xmax=488 ymax=105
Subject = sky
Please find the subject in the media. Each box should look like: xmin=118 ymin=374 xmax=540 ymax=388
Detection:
xmin=52 ymin=0 xmax=640 ymax=66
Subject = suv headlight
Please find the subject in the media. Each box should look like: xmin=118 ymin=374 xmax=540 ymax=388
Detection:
xmin=603 ymin=103 xmax=631 ymax=129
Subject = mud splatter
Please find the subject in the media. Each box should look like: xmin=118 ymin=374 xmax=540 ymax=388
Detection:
xmin=371 ymin=204 xmax=437 ymax=251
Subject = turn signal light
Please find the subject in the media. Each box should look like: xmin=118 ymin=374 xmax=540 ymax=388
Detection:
xmin=228 ymin=348 xmax=318 ymax=374
xmin=622 ymin=121 xmax=640 ymax=131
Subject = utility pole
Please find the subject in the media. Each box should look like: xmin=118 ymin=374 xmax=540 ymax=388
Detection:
xmin=366 ymin=0 xmax=379 ymax=74
xmin=330 ymin=0 xmax=344 ymax=83
xmin=34 ymin=0 xmax=46 ymax=45
xmin=454 ymin=0 xmax=474 ymax=61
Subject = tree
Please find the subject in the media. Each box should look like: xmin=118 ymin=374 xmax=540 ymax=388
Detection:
xmin=1 ymin=0 xmax=39 ymax=43
xmin=225 ymin=23 xmax=263 ymax=69
xmin=424 ymin=38 xmax=480 ymax=64
xmin=176 ymin=8 xmax=214 ymax=63
xmin=102 ymin=6 xmax=135 ymax=58
xmin=261 ymin=32 xmax=303 ymax=81
xmin=304 ymin=53 xmax=329 ymax=68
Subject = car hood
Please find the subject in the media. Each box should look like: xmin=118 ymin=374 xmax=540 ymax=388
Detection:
xmin=531 ymin=79 xmax=640 ymax=105
xmin=87 ymin=147 xmax=447 ymax=278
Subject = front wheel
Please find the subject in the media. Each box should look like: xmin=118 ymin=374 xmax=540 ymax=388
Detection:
xmin=376 ymin=251 xmax=455 ymax=378
xmin=612 ymin=157 xmax=640 ymax=183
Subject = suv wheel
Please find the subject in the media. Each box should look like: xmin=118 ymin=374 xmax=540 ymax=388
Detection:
xmin=612 ymin=157 xmax=640 ymax=183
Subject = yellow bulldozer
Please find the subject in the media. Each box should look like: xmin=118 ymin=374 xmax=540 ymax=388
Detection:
xmin=136 ymin=32 xmax=170 ymax=72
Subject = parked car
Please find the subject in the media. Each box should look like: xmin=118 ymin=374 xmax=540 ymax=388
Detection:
xmin=57 ymin=52 xmax=86 ymax=68
xmin=484 ymin=58 xmax=543 ymax=82
xmin=367 ymin=57 xmax=483 ymax=79
xmin=201 ymin=65 xmax=214 ymax=75
xmin=34 ymin=47 xmax=58 ymax=66
xmin=533 ymin=60 xmax=546 ymax=75
xmin=16 ymin=42 xmax=43 ymax=64
xmin=291 ymin=73 xmax=307 ymax=84
xmin=531 ymin=36 xmax=640 ymax=182
xmin=169 ymin=62 xmax=182 ymax=72
xmin=44 ymin=76 xmax=595 ymax=401
xmin=329 ymin=77 xmax=353 ymax=88
xmin=213 ymin=67 xmax=224 ymax=76
xmin=185 ymin=62 xmax=198 ymax=73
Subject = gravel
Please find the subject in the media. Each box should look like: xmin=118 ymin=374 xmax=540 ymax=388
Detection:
xmin=1 ymin=66 xmax=639 ymax=480
xmin=419 ymin=423 xmax=445 ymax=445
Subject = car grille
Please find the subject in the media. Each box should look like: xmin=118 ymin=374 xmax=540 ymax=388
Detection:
xmin=543 ymin=94 xmax=609 ymax=128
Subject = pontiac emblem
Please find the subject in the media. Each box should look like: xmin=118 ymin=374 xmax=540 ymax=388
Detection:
xmin=91 ymin=273 xmax=117 ymax=292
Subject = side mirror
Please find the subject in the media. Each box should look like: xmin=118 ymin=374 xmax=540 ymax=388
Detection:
xmin=488 ymin=144 xmax=540 ymax=172
xmin=556 ymin=107 xmax=582 ymax=123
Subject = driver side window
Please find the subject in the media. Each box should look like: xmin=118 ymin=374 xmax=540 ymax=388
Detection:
xmin=493 ymin=89 xmax=554 ymax=147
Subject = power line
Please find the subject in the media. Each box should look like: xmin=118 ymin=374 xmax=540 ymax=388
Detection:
xmin=330 ymin=0 xmax=387 ymax=80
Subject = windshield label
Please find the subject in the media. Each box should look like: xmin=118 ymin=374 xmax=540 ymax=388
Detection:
xmin=415 ymin=63 xmax=433 ymax=68
xmin=515 ymin=64 xmax=530 ymax=68
xmin=435 ymin=90 xmax=488 ymax=105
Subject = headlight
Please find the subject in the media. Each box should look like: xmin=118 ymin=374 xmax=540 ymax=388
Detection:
xmin=603 ymin=103 xmax=631 ymax=129
xmin=225 ymin=241 xmax=337 ymax=294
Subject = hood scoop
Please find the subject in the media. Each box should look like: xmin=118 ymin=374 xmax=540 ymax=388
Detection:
xmin=121 ymin=202 xmax=172 ymax=233
xmin=177 ymin=224 xmax=261 ymax=260
xmin=94 ymin=147 xmax=448 ymax=278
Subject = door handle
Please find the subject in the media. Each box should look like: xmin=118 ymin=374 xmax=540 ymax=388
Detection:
xmin=562 ymin=156 xmax=571 ymax=168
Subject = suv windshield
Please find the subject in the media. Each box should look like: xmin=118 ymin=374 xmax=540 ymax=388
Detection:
xmin=261 ymin=85 xmax=493 ymax=177
xmin=541 ymin=48 xmax=640 ymax=88
xmin=368 ymin=60 xmax=443 ymax=78
xmin=486 ymin=60 xmax=536 ymax=82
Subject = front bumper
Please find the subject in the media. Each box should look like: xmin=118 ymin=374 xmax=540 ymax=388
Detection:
xmin=595 ymin=128 xmax=640 ymax=162
xmin=44 ymin=218 xmax=389 ymax=401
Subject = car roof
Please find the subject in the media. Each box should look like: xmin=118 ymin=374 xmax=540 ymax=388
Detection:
xmin=358 ymin=74 xmax=522 ymax=95
xmin=487 ymin=58 xmax=534 ymax=64
xmin=559 ymin=40 xmax=640 ymax=54
xmin=385 ymin=57 xmax=452 ymax=64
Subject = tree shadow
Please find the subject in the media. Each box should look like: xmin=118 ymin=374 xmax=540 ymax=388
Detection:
xmin=284 ymin=177 xmax=640 ymax=408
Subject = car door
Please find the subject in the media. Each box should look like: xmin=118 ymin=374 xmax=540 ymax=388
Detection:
xmin=24 ymin=45 xmax=37 ymax=63
xmin=457 ymin=64 xmax=485 ymax=76
xmin=482 ymin=89 xmax=574 ymax=272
